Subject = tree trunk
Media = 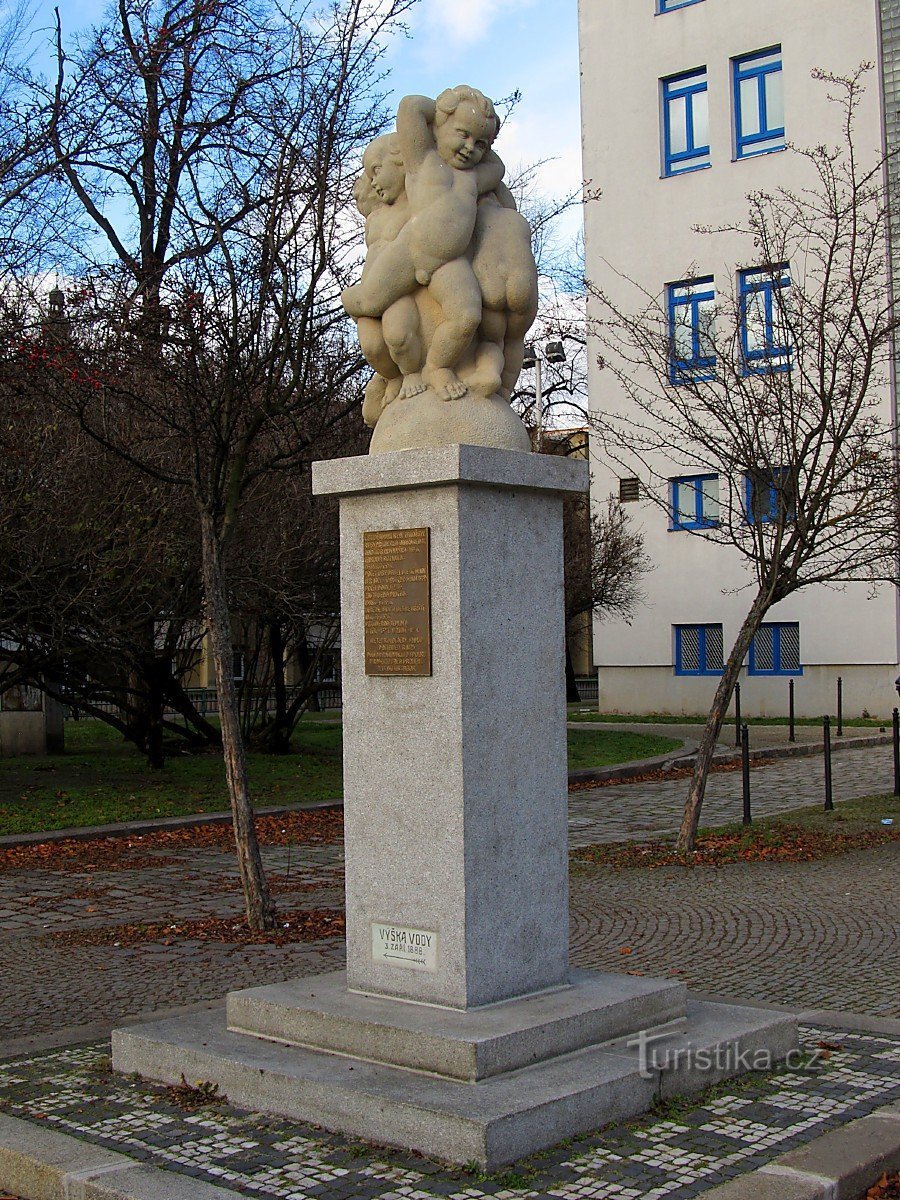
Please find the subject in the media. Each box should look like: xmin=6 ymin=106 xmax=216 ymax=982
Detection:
xmin=675 ymin=588 xmax=772 ymax=854
xmin=267 ymin=619 xmax=292 ymax=754
xmin=199 ymin=509 xmax=276 ymax=930
xmin=144 ymin=657 xmax=166 ymax=770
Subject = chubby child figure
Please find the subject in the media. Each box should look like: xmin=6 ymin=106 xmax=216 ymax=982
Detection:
xmin=342 ymin=85 xmax=504 ymax=401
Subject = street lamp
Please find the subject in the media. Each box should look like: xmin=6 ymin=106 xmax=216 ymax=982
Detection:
xmin=521 ymin=339 xmax=566 ymax=450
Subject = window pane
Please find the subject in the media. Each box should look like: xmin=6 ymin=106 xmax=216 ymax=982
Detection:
xmin=764 ymin=69 xmax=784 ymax=130
xmin=673 ymin=305 xmax=693 ymax=358
xmin=680 ymin=627 xmax=700 ymax=672
xmin=668 ymin=95 xmax=688 ymax=154
xmin=697 ymin=296 xmax=716 ymax=357
xmin=740 ymin=77 xmax=761 ymax=136
xmin=754 ymin=626 xmax=774 ymax=671
xmin=705 ymin=626 xmax=723 ymax=671
xmin=700 ymin=477 xmax=719 ymax=522
xmin=674 ymin=480 xmax=696 ymax=524
xmin=744 ymin=290 xmax=766 ymax=352
xmin=692 ymin=88 xmax=709 ymax=147
xmin=779 ymin=624 xmax=800 ymax=671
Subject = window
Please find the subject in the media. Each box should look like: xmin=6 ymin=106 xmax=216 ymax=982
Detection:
xmin=671 ymin=475 xmax=719 ymax=529
xmin=662 ymin=69 xmax=710 ymax=175
xmin=749 ymin=623 xmax=801 ymax=675
xmin=659 ymin=0 xmax=705 ymax=10
xmin=745 ymin=466 xmax=796 ymax=523
xmin=232 ymin=649 xmax=245 ymax=683
xmin=734 ymin=48 xmax=784 ymax=158
xmin=740 ymin=265 xmax=790 ymax=372
xmin=668 ymin=277 xmax=715 ymax=383
xmin=675 ymin=624 xmax=724 ymax=675
xmin=619 ymin=477 xmax=640 ymax=502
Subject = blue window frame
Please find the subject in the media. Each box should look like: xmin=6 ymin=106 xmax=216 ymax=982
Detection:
xmin=739 ymin=265 xmax=790 ymax=372
xmin=668 ymin=277 xmax=715 ymax=383
xmin=745 ymin=466 xmax=796 ymax=523
xmin=675 ymin=624 xmax=724 ymax=676
xmin=671 ymin=475 xmax=719 ymax=530
xmin=734 ymin=48 xmax=784 ymax=158
xmin=749 ymin=623 xmax=801 ymax=675
xmin=659 ymin=0 xmax=704 ymax=9
xmin=662 ymin=69 xmax=710 ymax=176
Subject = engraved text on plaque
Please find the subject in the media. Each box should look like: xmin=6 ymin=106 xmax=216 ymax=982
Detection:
xmin=363 ymin=527 xmax=432 ymax=676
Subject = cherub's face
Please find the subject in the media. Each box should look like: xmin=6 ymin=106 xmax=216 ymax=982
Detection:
xmin=435 ymin=103 xmax=494 ymax=170
xmin=364 ymin=149 xmax=405 ymax=203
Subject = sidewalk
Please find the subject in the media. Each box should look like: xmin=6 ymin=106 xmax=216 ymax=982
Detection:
xmin=0 ymin=740 xmax=897 ymax=1198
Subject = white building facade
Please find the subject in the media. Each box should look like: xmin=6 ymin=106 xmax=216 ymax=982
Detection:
xmin=579 ymin=0 xmax=900 ymax=720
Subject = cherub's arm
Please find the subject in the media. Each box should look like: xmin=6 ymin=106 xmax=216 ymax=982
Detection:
xmin=473 ymin=148 xmax=505 ymax=196
xmin=396 ymin=95 xmax=437 ymax=173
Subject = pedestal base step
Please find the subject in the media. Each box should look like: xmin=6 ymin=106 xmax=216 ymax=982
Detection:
xmin=226 ymin=969 xmax=687 ymax=1081
xmin=113 ymin=973 xmax=797 ymax=1171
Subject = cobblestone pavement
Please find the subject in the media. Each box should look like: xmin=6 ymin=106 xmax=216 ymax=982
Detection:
xmin=0 ymin=743 xmax=897 ymax=1047
xmin=1 ymin=1025 xmax=898 ymax=1199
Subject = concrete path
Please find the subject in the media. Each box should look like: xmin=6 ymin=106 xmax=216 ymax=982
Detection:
xmin=0 ymin=740 xmax=897 ymax=1055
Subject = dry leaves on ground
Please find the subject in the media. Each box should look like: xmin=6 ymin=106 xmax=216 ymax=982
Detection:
xmin=0 ymin=807 xmax=343 ymax=872
xmin=865 ymin=1172 xmax=900 ymax=1200
xmin=48 ymin=907 xmax=345 ymax=948
xmin=575 ymin=823 xmax=900 ymax=869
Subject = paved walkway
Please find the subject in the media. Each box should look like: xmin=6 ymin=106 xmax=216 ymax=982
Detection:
xmin=0 ymin=740 xmax=897 ymax=1053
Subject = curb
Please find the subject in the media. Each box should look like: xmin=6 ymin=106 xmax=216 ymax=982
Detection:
xmin=698 ymin=1101 xmax=900 ymax=1199
xmin=0 ymin=1100 xmax=897 ymax=1200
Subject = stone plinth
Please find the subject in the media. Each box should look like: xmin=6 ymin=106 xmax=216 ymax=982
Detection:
xmin=313 ymin=445 xmax=587 ymax=1009
xmin=112 ymin=444 xmax=798 ymax=1170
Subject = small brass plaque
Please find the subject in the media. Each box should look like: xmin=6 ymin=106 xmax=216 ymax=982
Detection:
xmin=363 ymin=527 xmax=432 ymax=677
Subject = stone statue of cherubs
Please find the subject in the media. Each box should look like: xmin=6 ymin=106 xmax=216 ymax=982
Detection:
xmin=343 ymin=85 xmax=540 ymax=454
xmin=342 ymin=85 xmax=504 ymax=401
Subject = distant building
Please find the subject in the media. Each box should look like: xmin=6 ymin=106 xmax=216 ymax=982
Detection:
xmin=578 ymin=0 xmax=900 ymax=718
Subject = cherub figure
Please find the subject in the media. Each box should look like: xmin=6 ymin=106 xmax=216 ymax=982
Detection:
xmin=342 ymin=85 xmax=504 ymax=400
xmin=351 ymin=135 xmax=426 ymax=426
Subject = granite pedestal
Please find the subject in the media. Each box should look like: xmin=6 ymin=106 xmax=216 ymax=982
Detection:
xmin=112 ymin=445 xmax=798 ymax=1168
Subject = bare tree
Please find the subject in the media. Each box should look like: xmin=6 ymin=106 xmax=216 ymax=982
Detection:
xmin=589 ymin=66 xmax=900 ymax=851
xmin=38 ymin=0 xmax=413 ymax=928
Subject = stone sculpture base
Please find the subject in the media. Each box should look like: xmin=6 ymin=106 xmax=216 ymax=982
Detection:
xmin=113 ymin=970 xmax=796 ymax=1170
xmin=112 ymin=446 xmax=797 ymax=1167
xmin=368 ymin=389 xmax=531 ymax=454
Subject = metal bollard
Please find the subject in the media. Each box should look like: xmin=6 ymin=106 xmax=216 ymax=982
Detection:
xmin=893 ymin=708 xmax=899 ymax=798
xmin=741 ymin=723 xmax=751 ymax=825
xmin=823 ymin=714 xmax=834 ymax=811
xmin=836 ymin=676 xmax=843 ymax=736
xmin=788 ymin=678 xmax=795 ymax=743
xmin=734 ymin=681 xmax=742 ymax=747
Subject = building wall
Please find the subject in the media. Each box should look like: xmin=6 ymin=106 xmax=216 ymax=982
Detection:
xmin=580 ymin=0 xmax=899 ymax=716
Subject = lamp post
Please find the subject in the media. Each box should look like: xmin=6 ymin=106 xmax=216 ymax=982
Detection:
xmin=522 ymin=340 xmax=566 ymax=450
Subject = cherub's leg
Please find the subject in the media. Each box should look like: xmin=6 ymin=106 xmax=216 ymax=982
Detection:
xmin=362 ymin=374 xmax=387 ymax=428
xmin=464 ymin=308 xmax=506 ymax=397
xmin=421 ymin=259 xmax=482 ymax=401
xmin=342 ymin=235 xmax=419 ymax=319
xmin=499 ymin=310 xmax=532 ymax=402
xmin=382 ymin=297 xmax=426 ymax=399
xmin=357 ymin=317 xmax=400 ymax=382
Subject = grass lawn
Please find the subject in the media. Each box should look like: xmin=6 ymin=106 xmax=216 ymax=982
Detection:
xmin=0 ymin=720 xmax=681 ymax=836
xmin=567 ymin=706 xmax=887 ymax=728
xmin=573 ymin=793 xmax=900 ymax=869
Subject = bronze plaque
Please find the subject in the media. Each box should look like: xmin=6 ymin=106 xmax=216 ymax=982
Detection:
xmin=363 ymin=527 xmax=432 ymax=677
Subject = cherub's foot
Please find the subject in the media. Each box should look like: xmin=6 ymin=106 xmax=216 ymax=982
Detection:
xmin=463 ymin=343 xmax=504 ymax=397
xmin=398 ymin=372 xmax=426 ymax=400
xmin=384 ymin=377 xmax=403 ymax=405
xmin=362 ymin=374 xmax=388 ymax=428
xmin=423 ymin=365 xmax=468 ymax=401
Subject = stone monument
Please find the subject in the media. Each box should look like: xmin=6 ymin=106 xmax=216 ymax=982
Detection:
xmin=112 ymin=86 xmax=797 ymax=1169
